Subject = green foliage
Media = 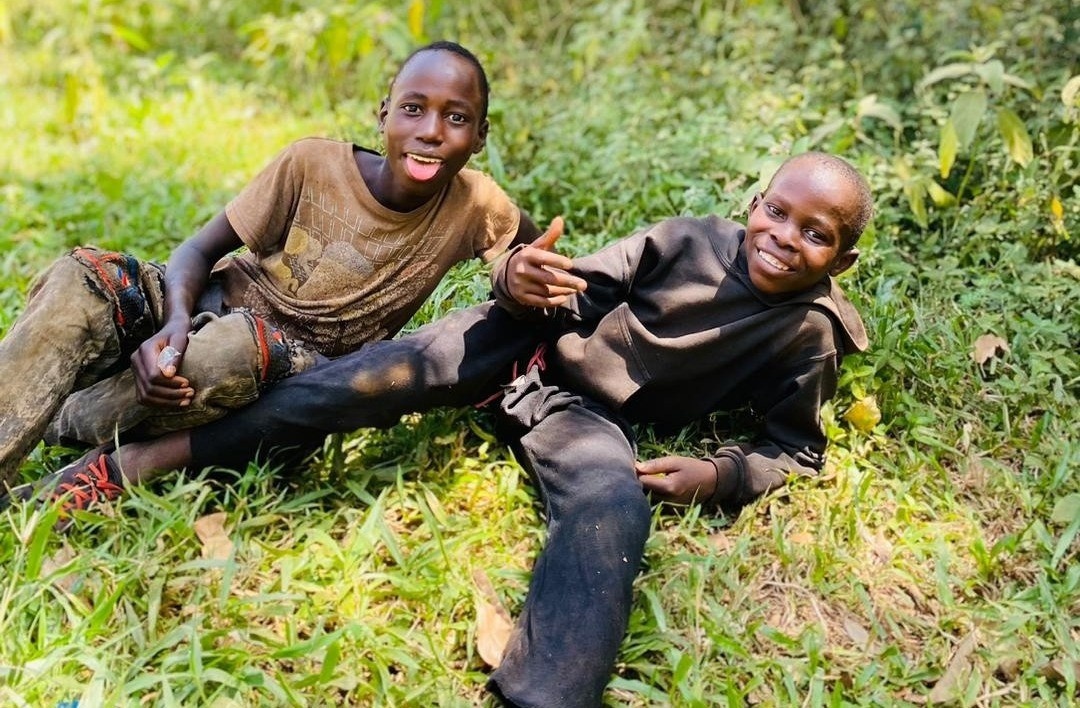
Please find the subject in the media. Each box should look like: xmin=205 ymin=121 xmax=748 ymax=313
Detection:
xmin=1 ymin=0 xmax=1078 ymax=706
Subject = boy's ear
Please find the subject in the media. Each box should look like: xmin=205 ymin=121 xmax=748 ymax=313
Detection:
xmin=829 ymin=248 xmax=859 ymax=277
xmin=748 ymin=191 xmax=763 ymax=215
xmin=377 ymin=98 xmax=389 ymax=131
xmin=473 ymin=119 xmax=489 ymax=154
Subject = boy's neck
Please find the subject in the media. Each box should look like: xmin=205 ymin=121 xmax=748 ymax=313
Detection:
xmin=354 ymin=148 xmax=438 ymax=213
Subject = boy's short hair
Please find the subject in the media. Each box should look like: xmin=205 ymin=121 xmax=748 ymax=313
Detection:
xmin=769 ymin=152 xmax=874 ymax=250
xmin=393 ymin=41 xmax=490 ymax=121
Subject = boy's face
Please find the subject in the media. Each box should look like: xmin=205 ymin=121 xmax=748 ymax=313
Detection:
xmin=378 ymin=50 xmax=488 ymax=199
xmin=743 ymin=162 xmax=860 ymax=296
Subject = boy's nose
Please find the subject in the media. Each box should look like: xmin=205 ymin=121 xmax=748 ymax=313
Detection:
xmin=417 ymin=113 xmax=443 ymax=143
xmin=773 ymin=223 xmax=799 ymax=250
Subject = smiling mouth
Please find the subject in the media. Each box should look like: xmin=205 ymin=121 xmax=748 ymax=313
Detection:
xmin=407 ymin=152 xmax=443 ymax=164
xmin=405 ymin=153 xmax=443 ymax=181
xmin=757 ymin=249 xmax=793 ymax=272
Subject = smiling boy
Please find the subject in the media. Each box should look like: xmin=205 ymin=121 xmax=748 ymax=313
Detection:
xmin=0 ymin=41 xmax=539 ymax=488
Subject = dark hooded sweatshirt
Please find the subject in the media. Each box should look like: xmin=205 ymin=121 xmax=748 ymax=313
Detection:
xmin=491 ymin=214 xmax=868 ymax=509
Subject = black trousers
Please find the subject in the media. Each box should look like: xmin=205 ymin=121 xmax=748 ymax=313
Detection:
xmin=190 ymin=302 xmax=653 ymax=707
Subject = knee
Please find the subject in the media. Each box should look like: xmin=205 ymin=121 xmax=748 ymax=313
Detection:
xmin=185 ymin=312 xmax=310 ymax=388
xmin=27 ymin=253 xmax=102 ymax=304
xmin=569 ymin=471 xmax=651 ymax=539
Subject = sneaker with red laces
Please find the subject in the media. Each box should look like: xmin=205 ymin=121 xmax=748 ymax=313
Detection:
xmin=0 ymin=450 xmax=124 ymax=523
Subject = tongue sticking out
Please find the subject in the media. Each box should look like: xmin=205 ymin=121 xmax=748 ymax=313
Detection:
xmin=405 ymin=155 xmax=441 ymax=182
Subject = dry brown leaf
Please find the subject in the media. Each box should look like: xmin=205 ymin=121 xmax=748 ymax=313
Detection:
xmin=994 ymin=656 xmax=1021 ymax=681
xmin=843 ymin=617 xmax=871 ymax=649
xmin=1037 ymin=659 xmax=1080 ymax=685
xmin=709 ymin=532 xmax=734 ymax=553
xmin=869 ymin=532 xmax=894 ymax=564
xmin=972 ymin=333 xmax=1009 ymax=365
xmin=193 ymin=511 xmax=233 ymax=560
xmin=789 ymin=531 xmax=815 ymax=545
xmin=928 ymin=630 xmax=978 ymax=704
xmin=472 ymin=569 xmax=513 ymax=668
xmin=41 ymin=542 xmax=78 ymax=592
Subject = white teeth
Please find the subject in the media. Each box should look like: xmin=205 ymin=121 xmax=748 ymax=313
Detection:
xmin=407 ymin=153 xmax=442 ymax=164
xmin=758 ymin=250 xmax=791 ymax=271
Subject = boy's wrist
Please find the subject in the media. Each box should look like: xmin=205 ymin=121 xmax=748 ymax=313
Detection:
xmin=707 ymin=454 xmax=742 ymax=508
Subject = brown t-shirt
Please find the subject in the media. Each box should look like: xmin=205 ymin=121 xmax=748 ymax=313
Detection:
xmin=215 ymin=137 xmax=520 ymax=356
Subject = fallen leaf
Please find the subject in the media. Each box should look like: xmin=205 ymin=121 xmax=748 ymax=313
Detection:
xmin=844 ymin=396 xmax=881 ymax=433
xmin=193 ymin=512 xmax=233 ymax=560
xmin=928 ymin=630 xmax=978 ymax=703
xmin=972 ymin=333 xmax=1009 ymax=366
xmin=843 ymin=616 xmax=870 ymax=649
xmin=866 ymin=530 xmax=894 ymax=564
xmin=994 ymin=656 xmax=1021 ymax=681
xmin=1037 ymin=659 xmax=1080 ymax=685
xmin=1050 ymin=494 xmax=1080 ymax=525
xmin=789 ymin=531 xmax=815 ymax=545
xmin=41 ymin=542 xmax=78 ymax=592
xmin=709 ymin=532 xmax=734 ymax=553
xmin=472 ymin=569 xmax=513 ymax=668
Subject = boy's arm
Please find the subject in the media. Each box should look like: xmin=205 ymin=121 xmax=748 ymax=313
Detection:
xmin=509 ymin=208 xmax=542 ymax=248
xmin=640 ymin=350 xmax=840 ymax=511
xmin=129 ymin=211 xmax=244 ymax=408
xmin=493 ymin=218 xmax=660 ymax=319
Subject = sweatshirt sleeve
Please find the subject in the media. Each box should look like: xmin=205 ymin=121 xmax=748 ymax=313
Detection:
xmin=490 ymin=222 xmax=659 ymax=321
xmin=707 ymin=312 xmax=842 ymax=511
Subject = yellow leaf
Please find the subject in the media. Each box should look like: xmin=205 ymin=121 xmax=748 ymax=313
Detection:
xmin=1050 ymin=196 xmax=1064 ymax=222
xmin=843 ymin=396 xmax=881 ymax=433
xmin=193 ymin=512 xmax=233 ymax=561
xmin=926 ymin=181 xmax=955 ymax=207
xmin=789 ymin=531 xmax=815 ymax=545
xmin=939 ymin=118 xmax=958 ymax=178
xmin=473 ymin=569 xmax=513 ymax=668
xmin=972 ymin=333 xmax=1009 ymax=365
xmin=407 ymin=0 xmax=425 ymax=41
xmin=996 ymin=108 xmax=1033 ymax=167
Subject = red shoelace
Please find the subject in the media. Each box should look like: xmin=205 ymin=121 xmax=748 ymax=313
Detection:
xmin=54 ymin=454 xmax=123 ymax=512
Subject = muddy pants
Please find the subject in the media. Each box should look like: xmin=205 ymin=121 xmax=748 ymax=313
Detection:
xmin=0 ymin=248 xmax=314 ymax=484
xmin=189 ymin=302 xmax=652 ymax=708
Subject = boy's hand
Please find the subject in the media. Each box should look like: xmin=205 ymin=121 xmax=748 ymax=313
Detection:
xmin=505 ymin=216 xmax=587 ymax=308
xmin=131 ymin=321 xmax=195 ymax=408
xmin=636 ymin=456 xmax=717 ymax=505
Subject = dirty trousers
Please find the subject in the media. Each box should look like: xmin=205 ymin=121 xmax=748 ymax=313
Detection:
xmin=0 ymin=248 xmax=309 ymax=484
xmin=189 ymin=302 xmax=652 ymax=708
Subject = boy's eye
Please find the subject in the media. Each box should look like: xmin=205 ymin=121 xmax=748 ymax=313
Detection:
xmin=765 ymin=203 xmax=783 ymax=218
xmin=448 ymin=113 xmax=469 ymax=125
xmin=804 ymin=229 xmax=827 ymax=244
xmin=401 ymin=104 xmax=422 ymax=115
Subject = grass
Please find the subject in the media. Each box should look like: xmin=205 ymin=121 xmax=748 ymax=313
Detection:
xmin=1 ymin=0 xmax=1079 ymax=705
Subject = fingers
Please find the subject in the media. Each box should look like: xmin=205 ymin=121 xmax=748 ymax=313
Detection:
xmin=530 ymin=216 xmax=565 ymax=251
xmin=635 ymin=456 xmax=717 ymax=505
xmin=511 ymin=265 xmax=586 ymax=308
xmin=507 ymin=216 xmax=589 ymax=308
xmin=135 ymin=377 xmax=195 ymax=407
xmin=131 ymin=333 xmax=194 ymax=408
xmin=156 ymin=345 xmax=183 ymax=377
xmin=635 ymin=456 xmax=682 ymax=476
